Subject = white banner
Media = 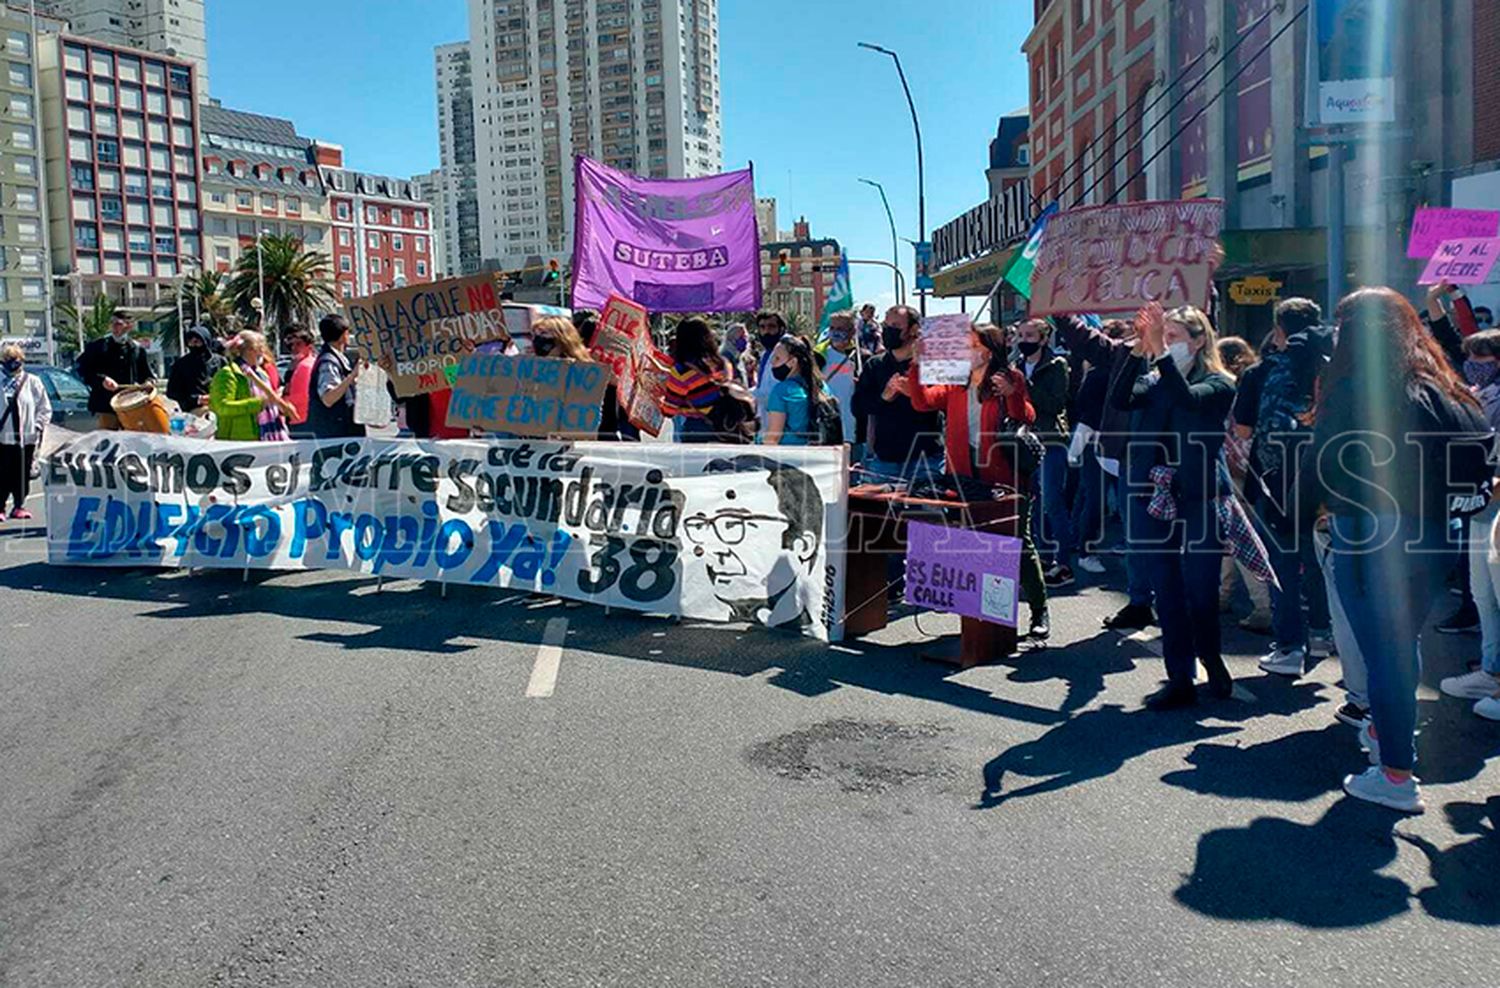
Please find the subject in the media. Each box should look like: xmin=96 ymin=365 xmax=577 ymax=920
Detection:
xmin=45 ymin=433 xmax=849 ymax=640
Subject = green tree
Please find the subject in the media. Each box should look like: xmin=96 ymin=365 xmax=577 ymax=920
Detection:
xmin=153 ymin=270 xmax=238 ymax=351
xmin=226 ymin=234 xmax=337 ymax=348
xmin=54 ymin=295 xmax=118 ymax=363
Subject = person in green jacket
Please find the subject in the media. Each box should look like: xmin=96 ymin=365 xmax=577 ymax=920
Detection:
xmin=210 ymin=331 xmax=296 ymax=441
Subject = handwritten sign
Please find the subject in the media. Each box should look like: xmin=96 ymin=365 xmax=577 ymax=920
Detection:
xmin=1028 ymin=200 xmax=1224 ymax=317
xmin=446 ymin=354 xmax=612 ymax=438
xmin=918 ymin=313 xmax=973 ymax=386
xmin=345 ymin=273 xmax=509 ymax=398
xmin=1407 ymin=208 xmax=1500 ymax=260
xmin=1419 ymin=238 xmax=1500 ymax=286
xmin=592 ymin=294 xmax=669 ymax=435
xmin=903 ymin=520 xmax=1023 ymax=627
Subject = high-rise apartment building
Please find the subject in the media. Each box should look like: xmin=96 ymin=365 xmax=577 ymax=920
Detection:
xmin=412 ymin=167 xmax=449 ymax=277
xmin=466 ymin=0 xmax=722 ymax=271
xmin=0 ymin=7 xmax=56 ymax=357
xmin=433 ymin=41 xmax=479 ymax=276
xmin=38 ymin=33 xmax=203 ymax=314
xmin=36 ymin=0 xmax=208 ymax=95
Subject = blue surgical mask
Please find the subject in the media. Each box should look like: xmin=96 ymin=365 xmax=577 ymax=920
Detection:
xmin=1465 ymin=358 xmax=1500 ymax=389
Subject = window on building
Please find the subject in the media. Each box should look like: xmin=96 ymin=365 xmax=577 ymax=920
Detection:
xmin=415 ymin=236 xmax=426 ymax=254
xmin=21 ymin=279 xmax=42 ymax=301
xmin=152 ymin=204 xmax=173 ymax=227
xmin=391 ymin=208 xmax=403 ymax=225
xmin=90 ymin=51 xmax=113 ymax=76
xmin=9 ymin=94 xmax=31 ymax=119
xmin=214 ymin=244 xmax=231 ymax=264
xmin=16 ymin=217 xmax=38 ymax=242
xmin=370 ymin=257 xmax=381 ymax=273
xmin=8 ymin=62 xmax=30 ymax=88
xmin=66 ymin=105 xmax=90 ymax=131
xmin=121 ymin=115 xmax=143 ymax=140
xmin=170 ymin=95 xmax=190 ymax=120
xmin=368 ymin=231 xmax=380 ymax=249
xmin=150 ymin=175 xmax=171 ymax=199
xmin=169 ymin=66 xmax=191 ymax=91
xmin=98 ymin=169 xmax=120 ymax=193
xmin=338 ymin=229 xmax=349 ymax=246
xmin=341 ymin=283 xmax=352 ymax=298
xmin=118 ymin=57 xmax=140 ymax=83
xmin=208 ymin=190 xmax=225 ymax=205
xmin=262 ymin=193 xmax=278 ymax=212
xmin=177 ymin=179 xmax=196 ymax=202
xmin=96 ymin=138 xmax=119 ymax=163
xmin=72 ymin=196 xmax=95 ymax=221
xmin=147 ymin=90 xmax=166 ymax=115
xmin=15 ymin=188 xmax=36 ymax=211
xmin=123 ymin=171 xmax=146 ymax=196
xmin=14 ymin=156 xmax=36 ymax=179
xmin=393 ymin=261 xmax=405 ymax=281
xmin=93 ymin=79 xmax=116 ymax=104
xmin=128 ymin=228 xmax=151 ymax=253
xmin=144 ymin=62 xmax=165 ymax=88
xmin=100 ymin=196 xmax=123 ymax=222
xmin=236 ymin=190 xmax=252 ymax=209
xmin=366 ymin=205 xmax=378 ymax=222
xmin=392 ymin=233 xmax=403 ymax=250
xmin=286 ymin=196 xmax=300 ymax=214
xmin=65 ymin=75 xmax=87 ymax=100
xmin=155 ymin=234 xmax=176 ymax=254
xmin=336 ymin=202 xmax=349 ymax=220
xmin=340 ymin=255 xmax=351 ymax=272
xmin=147 ymin=119 xmax=166 ymax=143
xmin=126 ymin=201 xmax=146 ymax=224
xmin=123 ymin=144 xmax=146 ymax=168
xmin=149 ymin=148 xmax=168 ymax=171
xmin=179 ymin=207 xmax=197 ymax=228
xmin=415 ymin=212 xmax=426 ymax=229
xmin=416 ymin=260 xmax=427 ymax=277
xmin=6 ymin=30 xmax=28 ymax=57
xmin=68 ymin=136 xmax=90 ymax=161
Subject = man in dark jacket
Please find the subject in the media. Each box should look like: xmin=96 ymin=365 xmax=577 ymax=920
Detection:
xmin=165 ymin=325 xmax=223 ymax=412
xmin=1232 ymin=297 xmax=1333 ymax=676
xmin=1016 ymin=318 xmax=1073 ymax=585
xmin=77 ymin=311 xmax=152 ymax=429
xmin=852 ymin=306 xmax=943 ymax=480
xmin=1052 ymin=314 xmax=1155 ymax=629
xmin=306 ymin=314 xmax=365 ymax=439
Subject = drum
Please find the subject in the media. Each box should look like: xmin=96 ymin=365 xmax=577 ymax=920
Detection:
xmin=110 ymin=386 xmax=171 ymax=433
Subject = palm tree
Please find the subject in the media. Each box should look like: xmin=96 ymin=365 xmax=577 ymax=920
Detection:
xmin=54 ymin=295 xmax=119 ymax=362
xmin=153 ymin=270 xmax=237 ymax=350
xmin=226 ymin=234 xmax=338 ymax=348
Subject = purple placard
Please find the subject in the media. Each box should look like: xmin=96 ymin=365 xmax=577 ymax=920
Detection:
xmin=1418 ymin=238 xmax=1500 ymax=286
xmin=1407 ymin=207 xmax=1500 ymax=259
xmin=570 ymin=156 xmax=762 ymax=313
xmin=903 ymin=520 xmax=1023 ymax=627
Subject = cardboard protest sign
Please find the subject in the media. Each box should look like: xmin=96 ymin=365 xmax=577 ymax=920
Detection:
xmin=1028 ymin=199 xmax=1225 ymax=317
xmin=1407 ymin=208 xmax=1500 ymax=260
xmin=592 ymin=294 xmax=669 ymax=436
xmin=45 ymin=433 xmax=849 ymax=640
xmin=345 ymin=273 xmax=509 ymax=397
xmin=919 ymin=313 xmax=973 ymax=386
xmin=1419 ymin=238 xmax=1500 ymax=286
xmin=446 ymin=353 xmax=612 ymax=438
xmin=903 ymin=521 xmax=1023 ymax=627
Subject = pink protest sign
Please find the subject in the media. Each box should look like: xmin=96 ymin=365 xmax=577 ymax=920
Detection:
xmin=1407 ymin=208 xmax=1500 ymax=259
xmin=903 ymin=520 xmax=1023 ymax=627
xmin=1418 ymin=238 xmax=1500 ymax=286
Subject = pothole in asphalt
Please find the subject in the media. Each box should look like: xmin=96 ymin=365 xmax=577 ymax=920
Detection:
xmin=747 ymin=718 xmax=958 ymax=794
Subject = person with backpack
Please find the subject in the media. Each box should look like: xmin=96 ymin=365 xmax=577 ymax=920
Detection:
xmin=1233 ymin=297 xmax=1334 ymax=676
xmin=906 ymin=322 xmax=1051 ymax=639
xmin=819 ymin=311 xmax=860 ymax=454
xmin=1304 ymin=287 xmax=1495 ymax=813
xmin=762 ymin=333 xmax=841 ymax=446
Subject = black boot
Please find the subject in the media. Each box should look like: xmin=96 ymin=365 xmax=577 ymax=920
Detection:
xmin=1103 ymin=602 xmax=1155 ymax=631
xmin=1144 ymin=682 xmax=1198 ymax=711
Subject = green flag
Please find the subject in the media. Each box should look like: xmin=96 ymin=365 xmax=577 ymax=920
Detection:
xmin=1002 ymin=204 xmax=1057 ymax=300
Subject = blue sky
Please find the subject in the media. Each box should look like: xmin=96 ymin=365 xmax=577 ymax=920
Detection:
xmin=208 ymin=1 xmax=1031 ymax=314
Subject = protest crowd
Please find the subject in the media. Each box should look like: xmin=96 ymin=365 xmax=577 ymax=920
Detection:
xmin=28 ymin=158 xmax=1500 ymax=821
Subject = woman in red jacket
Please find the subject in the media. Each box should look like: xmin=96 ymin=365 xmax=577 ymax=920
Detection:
xmin=908 ymin=322 xmax=1051 ymax=640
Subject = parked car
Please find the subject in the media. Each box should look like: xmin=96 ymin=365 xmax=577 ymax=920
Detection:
xmin=29 ymin=365 xmax=96 ymax=432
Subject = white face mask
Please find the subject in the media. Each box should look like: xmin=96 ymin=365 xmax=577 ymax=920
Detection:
xmin=1167 ymin=340 xmax=1195 ymax=372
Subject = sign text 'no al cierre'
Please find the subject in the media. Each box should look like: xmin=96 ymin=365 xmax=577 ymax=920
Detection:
xmin=345 ymin=273 xmax=510 ymax=397
xmin=1028 ymin=199 xmax=1225 ymax=317
xmin=446 ymin=353 xmax=613 ymax=438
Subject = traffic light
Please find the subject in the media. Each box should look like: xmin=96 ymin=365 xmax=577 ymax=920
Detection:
xmin=544 ymin=258 xmax=560 ymax=284
xmin=777 ymin=250 xmax=790 ymax=275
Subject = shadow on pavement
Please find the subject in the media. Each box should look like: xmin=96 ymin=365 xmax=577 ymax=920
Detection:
xmin=0 ymin=561 xmax=1069 ymax=728
xmin=1399 ymin=796 xmax=1500 ymax=926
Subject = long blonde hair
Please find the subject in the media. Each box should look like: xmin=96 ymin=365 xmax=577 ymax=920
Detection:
xmin=532 ymin=315 xmax=591 ymax=361
xmin=1165 ymin=306 xmax=1229 ymax=379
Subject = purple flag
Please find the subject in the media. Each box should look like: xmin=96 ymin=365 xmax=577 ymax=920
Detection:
xmin=570 ymin=156 xmax=762 ymax=313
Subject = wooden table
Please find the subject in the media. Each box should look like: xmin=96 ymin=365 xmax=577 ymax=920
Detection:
xmin=845 ymin=484 xmax=1023 ymax=667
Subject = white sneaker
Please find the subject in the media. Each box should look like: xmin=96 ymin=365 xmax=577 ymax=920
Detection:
xmin=1358 ymin=721 xmax=1380 ymax=765
xmin=1343 ymin=766 xmax=1425 ymax=814
xmin=1307 ymin=632 xmax=1335 ymax=659
xmin=1076 ymin=554 xmax=1106 ymax=574
xmin=1440 ymin=669 xmax=1500 ymax=700
xmin=1258 ymin=646 xmax=1305 ymax=678
xmin=1475 ymin=695 xmax=1500 ymax=721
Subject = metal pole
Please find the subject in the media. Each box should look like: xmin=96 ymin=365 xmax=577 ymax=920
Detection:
xmin=859 ymin=44 xmax=925 ymax=316
xmin=175 ymin=279 xmax=184 ymax=357
xmin=1327 ymin=142 xmax=1346 ymax=317
xmin=256 ymin=232 xmax=266 ymax=329
xmin=859 ymin=178 xmax=901 ymax=303
xmin=846 ymin=258 xmax=905 ymax=303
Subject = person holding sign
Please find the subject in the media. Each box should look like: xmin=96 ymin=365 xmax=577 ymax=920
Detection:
xmin=1110 ymin=304 xmax=1236 ymax=710
xmin=307 ymin=314 xmax=366 ymax=439
xmin=906 ymin=324 xmax=1051 ymax=640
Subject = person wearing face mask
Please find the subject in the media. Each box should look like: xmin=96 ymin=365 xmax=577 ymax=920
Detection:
xmin=77 ymin=311 xmax=152 ymax=429
xmin=0 ymin=344 xmax=50 ymax=521
xmin=752 ymin=311 xmax=788 ymax=421
xmin=906 ymin=323 xmax=1051 ymax=638
xmin=718 ymin=322 xmax=752 ymax=386
xmin=763 ymin=333 xmax=834 ymax=446
xmin=1111 ymin=303 xmax=1237 ymax=710
xmin=1013 ymin=319 xmax=1073 ymax=587
xmin=166 ymin=324 xmax=224 ymax=413
xmin=851 ymin=305 xmax=943 ymax=481
xmin=819 ymin=311 xmax=860 ymax=454
xmin=856 ymin=303 xmax=883 ymax=356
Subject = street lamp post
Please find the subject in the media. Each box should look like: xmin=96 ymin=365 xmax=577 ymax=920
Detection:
xmin=858 ymin=42 xmax=926 ymax=317
xmin=858 ymin=178 xmax=902 ymax=305
xmin=256 ymin=230 xmax=268 ymax=331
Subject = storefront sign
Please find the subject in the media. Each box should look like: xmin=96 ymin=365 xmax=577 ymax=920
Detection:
xmin=1028 ymin=199 xmax=1225 ymax=317
xmin=903 ymin=520 xmax=1022 ymax=627
xmin=45 ymin=433 xmax=850 ymax=641
xmin=1228 ymin=276 xmax=1283 ymax=305
xmin=932 ymin=182 xmax=1032 ymax=271
xmin=1306 ymin=0 xmax=1396 ymax=126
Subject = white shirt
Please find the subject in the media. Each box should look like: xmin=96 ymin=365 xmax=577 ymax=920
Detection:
xmin=1 ymin=370 xmax=52 ymax=445
xmin=821 ymin=347 xmax=858 ymax=443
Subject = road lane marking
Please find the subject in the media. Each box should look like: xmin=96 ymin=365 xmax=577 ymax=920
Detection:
xmin=526 ymin=617 xmax=569 ymax=698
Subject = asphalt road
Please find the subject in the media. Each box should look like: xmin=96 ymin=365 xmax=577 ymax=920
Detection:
xmin=1 ymin=499 xmax=1498 ymax=987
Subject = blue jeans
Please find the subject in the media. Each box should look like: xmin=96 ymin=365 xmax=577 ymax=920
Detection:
xmin=1032 ymin=445 xmax=1071 ymax=567
xmin=1266 ymin=527 xmax=1331 ymax=650
xmin=1069 ymin=447 xmax=1104 ymax=557
xmin=677 ymin=415 xmax=716 ymax=443
xmin=1135 ymin=498 xmax=1224 ymax=687
xmin=1331 ymin=512 xmax=1449 ymax=772
xmin=1468 ymin=504 xmax=1500 ymax=677
xmin=1119 ymin=470 xmax=1154 ymax=608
